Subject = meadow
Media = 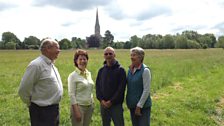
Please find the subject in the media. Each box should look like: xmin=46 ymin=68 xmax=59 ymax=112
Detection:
xmin=0 ymin=49 xmax=224 ymax=126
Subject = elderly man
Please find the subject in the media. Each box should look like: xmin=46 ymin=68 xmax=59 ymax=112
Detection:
xmin=96 ymin=46 xmax=126 ymax=126
xmin=18 ymin=38 xmax=63 ymax=126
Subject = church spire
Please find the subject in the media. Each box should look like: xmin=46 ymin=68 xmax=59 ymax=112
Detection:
xmin=95 ymin=8 xmax=100 ymax=37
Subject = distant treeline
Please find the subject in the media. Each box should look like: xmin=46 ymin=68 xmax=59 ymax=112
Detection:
xmin=0 ymin=30 xmax=224 ymax=50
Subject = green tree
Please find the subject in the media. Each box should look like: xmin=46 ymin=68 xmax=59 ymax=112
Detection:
xmin=23 ymin=36 xmax=40 ymax=49
xmin=130 ymin=35 xmax=141 ymax=48
xmin=204 ymin=33 xmax=217 ymax=48
xmin=123 ymin=41 xmax=131 ymax=49
xmin=216 ymin=36 xmax=224 ymax=48
xmin=162 ymin=34 xmax=175 ymax=49
xmin=187 ymin=40 xmax=201 ymax=49
xmin=71 ymin=37 xmax=86 ymax=49
xmin=2 ymin=32 xmax=22 ymax=49
xmin=113 ymin=41 xmax=124 ymax=49
xmin=87 ymin=35 xmax=100 ymax=48
xmin=102 ymin=30 xmax=114 ymax=48
xmin=59 ymin=38 xmax=72 ymax=49
xmin=5 ymin=42 xmax=16 ymax=49
xmin=182 ymin=30 xmax=200 ymax=41
xmin=198 ymin=35 xmax=212 ymax=49
xmin=0 ymin=41 xmax=4 ymax=49
xmin=175 ymin=35 xmax=188 ymax=49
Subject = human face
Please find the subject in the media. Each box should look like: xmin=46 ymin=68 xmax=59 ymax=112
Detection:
xmin=130 ymin=52 xmax=142 ymax=66
xmin=104 ymin=49 xmax=115 ymax=65
xmin=76 ymin=55 xmax=88 ymax=71
xmin=47 ymin=43 xmax=60 ymax=61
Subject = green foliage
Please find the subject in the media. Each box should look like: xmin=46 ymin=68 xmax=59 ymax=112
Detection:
xmin=2 ymin=31 xmax=22 ymax=49
xmin=87 ymin=35 xmax=100 ymax=48
xmin=130 ymin=35 xmax=141 ymax=48
xmin=4 ymin=42 xmax=16 ymax=49
xmin=23 ymin=36 xmax=40 ymax=49
xmin=216 ymin=36 xmax=224 ymax=48
xmin=59 ymin=38 xmax=72 ymax=49
xmin=175 ymin=35 xmax=188 ymax=49
xmin=102 ymin=30 xmax=114 ymax=47
xmin=71 ymin=37 xmax=86 ymax=49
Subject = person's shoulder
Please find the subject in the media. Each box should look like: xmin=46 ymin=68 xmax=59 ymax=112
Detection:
xmin=68 ymin=71 xmax=78 ymax=78
xmin=98 ymin=66 xmax=105 ymax=71
xmin=28 ymin=56 xmax=42 ymax=67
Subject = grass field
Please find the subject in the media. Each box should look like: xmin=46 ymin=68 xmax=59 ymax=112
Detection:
xmin=0 ymin=49 xmax=224 ymax=126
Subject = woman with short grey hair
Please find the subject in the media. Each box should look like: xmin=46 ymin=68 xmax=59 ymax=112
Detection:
xmin=126 ymin=47 xmax=152 ymax=126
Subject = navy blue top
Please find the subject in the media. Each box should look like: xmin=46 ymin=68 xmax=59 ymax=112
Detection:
xmin=96 ymin=60 xmax=126 ymax=105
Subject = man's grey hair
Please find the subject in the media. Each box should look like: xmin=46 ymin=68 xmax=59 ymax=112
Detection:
xmin=40 ymin=38 xmax=57 ymax=51
xmin=130 ymin=47 xmax=145 ymax=62
xmin=104 ymin=46 xmax=115 ymax=53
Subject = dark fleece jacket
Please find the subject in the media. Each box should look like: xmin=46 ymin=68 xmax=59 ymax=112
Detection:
xmin=96 ymin=60 xmax=126 ymax=105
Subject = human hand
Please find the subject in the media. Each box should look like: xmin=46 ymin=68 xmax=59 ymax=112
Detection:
xmin=101 ymin=100 xmax=107 ymax=108
xmin=74 ymin=109 xmax=82 ymax=122
xmin=135 ymin=106 xmax=142 ymax=116
xmin=104 ymin=100 xmax=112 ymax=108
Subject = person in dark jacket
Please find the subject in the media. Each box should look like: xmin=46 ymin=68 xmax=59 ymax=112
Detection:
xmin=96 ymin=46 xmax=126 ymax=126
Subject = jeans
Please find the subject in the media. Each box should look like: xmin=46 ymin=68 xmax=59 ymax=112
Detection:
xmin=129 ymin=107 xmax=151 ymax=126
xmin=29 ymin=102 xmax=59 ymax=126
xmin=100 ymin=104 xmax=124 ymax=126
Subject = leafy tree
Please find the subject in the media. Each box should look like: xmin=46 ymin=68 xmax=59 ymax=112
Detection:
xmin=130 ymin=35 xmax=141 ymax=48
xmin=102 ymin=30 xmax=114 ymax=48
xmin=187 ymin=40 xmax=201 ymax=49
xmin=163 ymin=34 xmax=175 ymax=49
xmin=5 ymin=42 xmax=16 ymax=49
xmin=216 ymin=36 xmax=224 ymax=48
xmin=0 ymin=41 xmax=4 ymax=49
xmin=71 ymin=37 xmax=86 ymax=49
xmin=2 ymin=32 xmax=22 ymax=49
xmin=204 ymin=33 xmax=216 ymax=48
xmin=198 ymin=35 xmax=212 ymax=49
xmin=87 ymin=35 xmax=100 ymax=48
xmin=175 ymin=35 xmax=188 ymax=49
xmin=182 ymin=30 xmax=200 ymax=42
xmin=113 ymin=41 xmax=124 ymax=49
xmin=59 ymin=38 xmax=72 ymax=49
xmin=23 ymin=36 xmax=40 ymax=49
xmin=123 ymin=41 xmax=131 ymax=49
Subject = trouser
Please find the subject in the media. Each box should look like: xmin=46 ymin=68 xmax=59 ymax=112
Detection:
xmin=71 ymin=104 xmax=94 ymax=126
xmin=129 ymin=107 xmax=151 ymax=126
xmin=100 ymin=104 xmax=124 ymax=126
xmin=29 ymin=102 xmax=59 ymax=126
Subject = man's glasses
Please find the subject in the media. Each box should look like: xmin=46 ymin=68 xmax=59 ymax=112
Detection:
xmin=104 ymin=52 xmax=113 ymax=56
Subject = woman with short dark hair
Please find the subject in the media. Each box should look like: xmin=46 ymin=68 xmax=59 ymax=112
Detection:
xmin=68 ymin=49 xmax=94 ymax=126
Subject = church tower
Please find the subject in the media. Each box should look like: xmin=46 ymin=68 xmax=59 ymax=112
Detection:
xmin=95 ymin=8 xmax=101 ymax=37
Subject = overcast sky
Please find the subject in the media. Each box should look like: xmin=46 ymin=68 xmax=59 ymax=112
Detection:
xmin=0 ymin=0 xmax=224 ymax=42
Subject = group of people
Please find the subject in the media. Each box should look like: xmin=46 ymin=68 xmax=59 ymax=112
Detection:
xmin=18 ymin=38 xmax=152 ymax=126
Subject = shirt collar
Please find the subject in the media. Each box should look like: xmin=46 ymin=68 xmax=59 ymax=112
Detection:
xmin=75 ymin=68 xmax=87 ymax=77
xmin=129 ymin=63 xmax=142 ymax=74
xmin=41 ymin=55 xmax=53 ymax=65
xmin=129 ymin=63 xmax=142 ymax=70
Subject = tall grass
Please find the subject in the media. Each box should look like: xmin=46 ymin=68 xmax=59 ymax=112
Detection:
xmin=0 ymin=49 xmax=223 ymax=125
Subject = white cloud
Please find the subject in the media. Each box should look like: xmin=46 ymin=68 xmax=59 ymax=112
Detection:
xmin=0 ymin=0 xmax=224 ymax=42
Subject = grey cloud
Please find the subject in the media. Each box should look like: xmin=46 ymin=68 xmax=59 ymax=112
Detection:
xmin=105 ymin=8 xmax=125 ymax=20
xmin=104 ymin=3 xmax=172 ymax=21
xmin=61 ymin=22 xmax=75 ymax=27
xmin=32 ymin=0 xmax=112 ymax=11
xmin=171 ymin=24 xmax=206 ymax=34
xmin=0 ymin=2 xmax=17 ymax=11
xmin=213 ymin=21 xmax=224 ymax=33
xmin=136 ymin=6 xmax=172 ymax=21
